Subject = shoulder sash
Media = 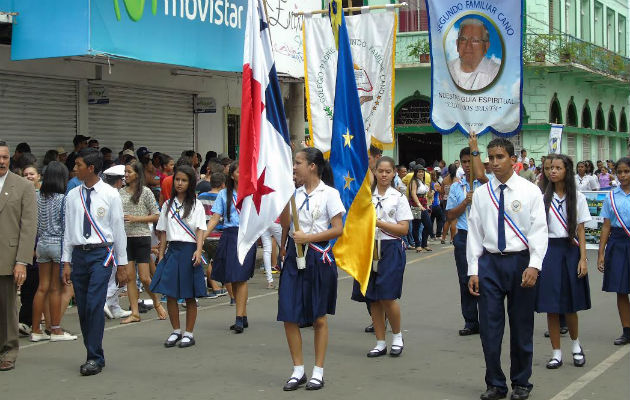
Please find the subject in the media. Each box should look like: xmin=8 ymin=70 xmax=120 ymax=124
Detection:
xmin=610 ymin=191 xmax=630 ymax=238
xmin=169 ymin=201 xmax=208 ymax=264
xmin=79 ymin=188 xmax=116 ymax=267
xmin=486 ymin=181 xmax=529 ymax=248
xmin=549 ymin=199 xmax=580 ymax=246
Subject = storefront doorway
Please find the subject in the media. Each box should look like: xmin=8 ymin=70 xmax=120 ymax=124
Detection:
xmin=394 ymin=96 xmax=442 ymax=167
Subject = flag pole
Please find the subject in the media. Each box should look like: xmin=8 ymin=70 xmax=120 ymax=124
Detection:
xmin=469 ymin=131 xmax=475 ymax=192
xmin=290 ymin=195 xmax=304 ymax=258
xmin=293 ymin=2 xmax=407 ymax=16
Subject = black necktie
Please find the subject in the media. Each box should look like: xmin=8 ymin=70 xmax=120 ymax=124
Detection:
xmin=375 ymin=197 xmax=383 ymax=210
xmin=498 ymin=184 xmax=507 ymax=252
xmin=83 ymin=187 xmax=94 ymax=239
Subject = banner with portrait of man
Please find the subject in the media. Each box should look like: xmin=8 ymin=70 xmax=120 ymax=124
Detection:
xmin=426 ymin=0 xmax=523 ymax=136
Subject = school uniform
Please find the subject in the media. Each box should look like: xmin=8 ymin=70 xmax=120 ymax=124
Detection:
xmin=600 ymin=187 xmax=630 ymax=294
xmin=445 ymin=179 xmax=482 ymax=331
xmin=62 ymin=180 xmax=128 ymax=367
xmin=210 ymin=189 xmax=257 ymax=284
xmin=149 ymin=198 xmax=207 ymax=299
xmin=277 ymin=181 xmax=345 ymax=325
xmin=467 ymin=173 xmax=548 ymax=393
xmin=536 ymin=191 xmax=592 ymax=313
xmin=351 ymin=187 xmax=413 ymax=302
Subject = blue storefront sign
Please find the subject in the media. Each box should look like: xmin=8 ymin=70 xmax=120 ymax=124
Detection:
xmin=6 ymin=0 xmax=247 ymax=72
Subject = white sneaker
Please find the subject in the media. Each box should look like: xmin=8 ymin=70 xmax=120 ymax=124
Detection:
xmin=111 ymin=309 xmax=132 ymax=319
xmin=104 ymin=304 xmax=114 ymax=319
xmin=50 ymin=331 xmax=78 ymax=341
xmin=30 ymin=332 xmax=51 ymax=342
xmin=18 ymin=323 xmax=31 ymax=337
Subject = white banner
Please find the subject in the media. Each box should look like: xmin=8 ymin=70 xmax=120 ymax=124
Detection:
xmin=266 ymin=0 xmax=321 ymax=78
xmin=426 ymin=0 xmax=522 ymax=136
xmin=548 ymin=123 xmax=563 ymax=154
xmin=303 ymin=10 xmax=397 ymax=152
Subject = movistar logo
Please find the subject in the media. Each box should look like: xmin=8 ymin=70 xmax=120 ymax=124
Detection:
xmin=114 ymin=0 xmax=157 ymax=21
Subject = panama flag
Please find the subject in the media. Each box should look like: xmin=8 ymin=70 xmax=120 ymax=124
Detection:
xmin=236 ymin=0 xmax=294 ymax=264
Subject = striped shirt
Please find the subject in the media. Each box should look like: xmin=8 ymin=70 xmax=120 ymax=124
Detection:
xmin=37 ymin=192 xmax=65 ymax=245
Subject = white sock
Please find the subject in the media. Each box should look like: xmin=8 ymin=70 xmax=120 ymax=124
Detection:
xmin=392 ymin=332 xmax=404 ymax=347
xmin=291 ymin=365 xmax=304 ymax=379
xmin=552 ymin=349 xmax=562 ymax=361
xmin=374 ymin=340 xmax=387 ymax=351
xmin=572 ymin=339 xmax=584 ymax=359
xmin=183 ymin=331 xmax=194 ymax=338
xmin=173 ymin=329 xmax=182 ymax=335
xmin=311 ymin=366 xmax=324 ymax=381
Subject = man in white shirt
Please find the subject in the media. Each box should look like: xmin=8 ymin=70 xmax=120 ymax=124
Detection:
xmin=62 ymin=148 xmax=128 ymax=376
xmin=447 ymin=18 xmax=501 ymax=91
xmin=466 ymin=138 xmax=548 ymax=400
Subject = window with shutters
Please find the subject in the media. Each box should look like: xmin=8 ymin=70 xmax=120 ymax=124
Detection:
xmin=582 ymin=135 xmax=592 ymax=160
xmin=398 ymin=0 xmax=428 ymax=32
xmin=597 ymin=136 xmax=609 ymax=161
xmin=567 ymin=133 xmax=577 ymax=161
xmin=492 ymin=132 xmax=522 ymax=153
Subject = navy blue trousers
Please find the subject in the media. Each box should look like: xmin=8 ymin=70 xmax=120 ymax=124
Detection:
xmin=478 ymin=250 xmax=535 ymax=391
xmin=453 ymin=231 xmax=478 ymax=329
xmin=71 ymin=247 xmax=111 ymax=366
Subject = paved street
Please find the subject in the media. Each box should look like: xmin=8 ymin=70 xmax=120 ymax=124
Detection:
xmin=2 ymin=242 xmax=629 ymax=399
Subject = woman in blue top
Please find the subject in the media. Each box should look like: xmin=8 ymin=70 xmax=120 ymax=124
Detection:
xmin=597 ymin=157 xmax=630 ymax=346
xmin=205 ymin=161 xmax=257 ymax=333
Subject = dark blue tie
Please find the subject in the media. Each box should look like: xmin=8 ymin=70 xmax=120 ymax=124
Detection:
xmin=83 ymin=187 xmax=94 ymax=239
xmin=497 ymin=184 xmax=507 ymax=252
xmin=299 ymin=195 xmax=310 ymax=211
xmin=375 ymin=197 xmax=383 ymax=210
xmin=556 ymin=199 xmax=565 ymax=212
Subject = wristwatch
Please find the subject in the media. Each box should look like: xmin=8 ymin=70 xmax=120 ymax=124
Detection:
xmin=471 ymin=150 xmax=480 ymax=157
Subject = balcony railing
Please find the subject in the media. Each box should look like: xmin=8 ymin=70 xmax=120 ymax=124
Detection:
xmin=397 ymin=31 xmax=630 ymax=81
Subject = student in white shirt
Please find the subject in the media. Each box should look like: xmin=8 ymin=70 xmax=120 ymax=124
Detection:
xmin=149 ymin=165 xmax=207 ymax=348
xmin=61 ymin=148 xmax=128 ymax=376
xmin=575 ymin=161 xmax=600 ymax=192
xmin=278 ymin=147 xmax=345 ymax=391
xmin=467 ymin=138 xmax=548 ymax=400
xmin=535 ymin=155 xmax=591 ymax=370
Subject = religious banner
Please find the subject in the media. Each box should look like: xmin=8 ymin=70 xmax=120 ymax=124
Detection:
xmin=548 ymin=123 xmax=563 ymax=154
xmin=425 ymin=0 xmax=523 ymax=136
xmin=303 ymin=9 xmax=397 ymax=152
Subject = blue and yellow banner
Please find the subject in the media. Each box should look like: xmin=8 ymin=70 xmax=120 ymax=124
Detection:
xmin=329 ymin=8 xmax=375 ymax=295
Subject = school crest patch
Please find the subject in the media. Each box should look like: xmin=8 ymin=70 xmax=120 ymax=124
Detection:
xmin=97 ymin=207 xmax=106 ymax=218
xmin=511 ymin=200 xmax=522 ymax=213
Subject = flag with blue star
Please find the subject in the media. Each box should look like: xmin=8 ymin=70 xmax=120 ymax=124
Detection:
xmin=329 ymin=9 xmax=375 ymax=295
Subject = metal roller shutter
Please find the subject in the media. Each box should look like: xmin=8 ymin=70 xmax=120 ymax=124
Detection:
xmin=88 ymin=84 xmax=194 ymax=159
xmin=0 ymin=73 xmax=78 ymax=162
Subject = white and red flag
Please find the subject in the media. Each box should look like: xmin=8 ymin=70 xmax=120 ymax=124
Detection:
xmin=236 ymin=0 xmax=294 ymax=264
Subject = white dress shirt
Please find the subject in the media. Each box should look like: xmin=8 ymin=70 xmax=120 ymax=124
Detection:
xmin=156 ymin=198 xmax=206 ymax=243
xmin=292 ymin=181 xmax=345 ymax=236
xmin=373 ymin=186 xmax=413 ymax=240
xmin=574 ymin=174 xmax=600 ymax=192
xmin=62 ymin=179 xmax=128 ymax=265
xmin=0 ymin=171 xmax=7 ymax=193
xmin=466 ymin=173 xmax=548 ymax=275
xmin=548 ymin=191 xmax=592 ymax=238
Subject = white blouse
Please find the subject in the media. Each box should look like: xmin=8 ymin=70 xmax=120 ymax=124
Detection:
xmin=373 ymin=186 xmax=413 ymax=240
xmin=292 ymin=180 xmax=345 ymax=235
xmin=156 ymin=198 xmax=207 ymax=243
xmin=547 ymin=191 xmax=592 ymax=238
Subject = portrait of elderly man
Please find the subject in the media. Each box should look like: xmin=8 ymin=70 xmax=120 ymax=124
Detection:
xmin=447 ymin=18 xmax=501 ymax=91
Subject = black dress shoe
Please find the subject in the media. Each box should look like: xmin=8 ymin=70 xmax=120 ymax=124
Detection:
xmin=545 ymin=358 xmax=562 ymax=369
xmin=364 ymin=324 xmax=374 ymax=333
xmin=243 ymin=317 xmax=249 ymax=328
xmin=232 ymin=324 xmax=244 ymax=334
xmin=459 ymin=327 xmax=480 ymax=336
xmin=164 ymin=332 xmax=182 ymax=348
xmin=366 ymin=347 xmax=387 ymax=358
xmin=572 ymin=349 xmax=585 ymax=367
xmin=80 ymin=360 xmax=102 ymax=376
xmin=614 ymin=335 xmax=630 ymax=345
xmin=305 ymin=377 xmax=324 ymax=390
xmin=389 ymin=343 xmax=404 ymax=357
xmin=559 ymin=326 xmax=569 ymax=335
xmin=178 ymin=336 xmax=196 ymax=348
xmin=480 ymin=386 xmax=507 ymax=400
xmin=510 ymin=386 xmax=531 ymax=400
xmin=283 ymin=375 xmax=306 ymax=391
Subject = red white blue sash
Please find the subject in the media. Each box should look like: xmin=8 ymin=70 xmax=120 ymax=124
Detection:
xmin=79 ymin=188 xmax=116 ymax=267
xmin=486 ymin=182 xmax=529 ymax=248
xmin=232 ymin=195 xmax=240 ymax=214
xmin=308 ymin=243 xmax=334 ymax=265
xmin=610 ymin=191 xmax=630 ymax=238
xmin=549 ymin=199 xmax=580 ymax=246
xmin=169 ymin=201 xmax=208 ymax=264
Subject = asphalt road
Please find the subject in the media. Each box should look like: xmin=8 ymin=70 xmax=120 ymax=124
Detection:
xmin=2 ymin=242 xmax=629 ymax=400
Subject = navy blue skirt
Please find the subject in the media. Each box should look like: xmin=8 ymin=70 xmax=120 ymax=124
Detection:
xmin=536 ymin=238 xmax=591 ymax=313
xmin=602 ymin=228 xmax=630 ymax=294
xmin=351 ymin=239 xmax=406 ymax=302
xmin=149 ymin=241 xmax=207 ymax=299
xmin=210 ymin=227 xmax=257 ymax=284
xmin=277 ymin=237 xmax=338 ymax=324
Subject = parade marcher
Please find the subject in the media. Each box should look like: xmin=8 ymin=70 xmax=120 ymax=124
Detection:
xmin=260 ymin=219 xmax=281 ymax=289
xmin=467 ymin=138 xmax=548 ymax=400
xmin=446 ymin=139 xmax=488 ymax=337
xmin=363 ymin=156 xmax=412 ymax=358
xmin=278 ymin=147 xmax=344 ymax=391
xmin=597 ymin=157 xmax=630 ymax=346
xmin=150 ymin=165 xmax=207 ymax=348
xmin=536 ymin=155 xmax=591 ymax=369
xmin=206 ymin=161 xmax=257 ymax=333
xmin=120 ymin=161 xmax=165 ymax=323
xmin=408 ymin=164 xmax=432 ymax=252
xmin=61 ymin=148 xmax=128 ymax=376
xmin=575 ymin=161 xmax=599 ymax=192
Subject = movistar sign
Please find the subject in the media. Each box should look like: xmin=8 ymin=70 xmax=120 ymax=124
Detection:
xmin=10 ymin=0 xmax=247 ymax=72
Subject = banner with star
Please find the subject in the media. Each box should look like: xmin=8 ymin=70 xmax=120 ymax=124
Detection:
xmin=329 ymin=6 xmax=376 ymax=296
xmin=303 ymin=8 xmax=397 ymax=152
